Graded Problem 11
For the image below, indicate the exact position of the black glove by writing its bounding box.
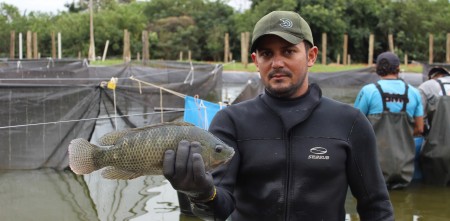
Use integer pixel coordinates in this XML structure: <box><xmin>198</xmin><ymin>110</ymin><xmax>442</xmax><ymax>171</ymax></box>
<box><xmin>163</xmin><ymin>140</ymin><xmax>216</xmax><ymax>202</ymax></box>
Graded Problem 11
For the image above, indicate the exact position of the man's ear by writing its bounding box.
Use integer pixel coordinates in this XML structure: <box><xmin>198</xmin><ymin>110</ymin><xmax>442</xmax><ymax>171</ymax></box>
<box><xmin>251</xmin><ymin>52</ymin><xmax>258</xmax><ymax>70</ymax></box>
<box><xmin>307</xmin><ymin>46</ymin><xmax>318</xmax><ymax>67</ymax></box>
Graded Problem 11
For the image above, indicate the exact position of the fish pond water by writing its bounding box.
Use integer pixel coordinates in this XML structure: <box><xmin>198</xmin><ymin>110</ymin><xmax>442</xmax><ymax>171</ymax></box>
<box><xmin>0</xmin><ymin>169</ymin><xmax>450</xmax><ymax>221</ymax></box>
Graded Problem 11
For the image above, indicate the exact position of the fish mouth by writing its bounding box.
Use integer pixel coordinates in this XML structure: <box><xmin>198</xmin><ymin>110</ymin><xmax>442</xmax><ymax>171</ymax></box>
<box><xmin>223</xmin><ymin>150</ymin><xmax>235</xmax><ymax>164</ymax></box>
<box><xmin>209</xmin><ymin>150</ymin><xmax>235</xmax><ymax>169</ymax></box>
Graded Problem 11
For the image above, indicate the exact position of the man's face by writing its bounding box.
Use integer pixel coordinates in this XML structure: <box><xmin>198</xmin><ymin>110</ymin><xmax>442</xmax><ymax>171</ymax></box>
<box><xmin>251</xmin><ymin>35</ymin><xmax>318</xmax><ymax>98</ymax></box>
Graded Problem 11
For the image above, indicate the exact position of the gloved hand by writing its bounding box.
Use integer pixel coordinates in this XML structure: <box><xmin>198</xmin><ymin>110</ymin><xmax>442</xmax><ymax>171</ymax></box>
<box><xmin>163</xmin><ymin>140</ymin><xmax>216</xmax><ymax>202</ymax></box>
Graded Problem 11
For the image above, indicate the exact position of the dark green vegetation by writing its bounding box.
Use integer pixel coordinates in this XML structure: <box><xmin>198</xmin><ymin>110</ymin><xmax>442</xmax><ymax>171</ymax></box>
<box><xmin>0</xmin><ymin>0</ymin><xmax>449</xmax><ymax>64</ymax></box>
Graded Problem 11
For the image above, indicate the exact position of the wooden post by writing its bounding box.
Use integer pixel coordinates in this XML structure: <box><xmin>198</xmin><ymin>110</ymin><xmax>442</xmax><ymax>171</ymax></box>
<box><xmin>188</xmin><ymin>50</ymin><xmax>192</xmax><ymax>61</ymax></box>
<box><xmin>123</xmin><ymin>29</ymin><xmax>130</xmax><ymax>62</ymax></box>
<box><xmin>337</xmin><ymin>54</ymin><xmax>340</xmax><ymax>65</ymax></box>
<box><xmin>10</xmin><ymin>31</ymin><xmax>15</xmax><ymax>59</ymax></box>
<box><xmin>19</xmin><ymin>32</ymin><xmax>23</xmax><ymax>59</ymax></box>
<box><xmin>446</xmin><ymin>33</ymin><xmax>450</xmax><ymax>63</ymax></box>
<box><xmin>142</xmin><ymin>30</ymin><xmax>149</xmax><ymax>64</ymax></box>
<box><xmin>347</xmin><ymin>54</ymin><xmax>351</xmax><ymax>65</ymax></box>
<box><xmin>127</xmin><ymin>30</ymin><xmax>131</xmax><ymax>61</ymax></box>
<box><xmin>388</xmin><ymin>34</ymin><xmax>394</xmax><ymax>52</ymax></box>
<box><xmin>57</xmin><ymin>32</ymin><xmax>62</xmax><ymax>59</ymax></box>
<box><xmin>240</xmin><ymin>32</ymin><xmax>245</xmax><ymax>67</ymax></box>
<box><xmin>343</xmin><ymin>34</ymin><xmax>348</xmax><ymax>65</ymax></box>
<box><xmin>102</xmin><ymin>40</ymin><xmax>109</xmax><ymax>61</ymax></box>
<box><xmin>51</xmin><ymin>31</ymin><xmax>56</xmax><ymax>59</ymax></box>
<box><xmin>404</xmin><ymin>54</ymin><xmax>408</xmax><ymax>66</ymax></box>
<box><xmin>224</xmin><ymin>33</ymin><xmax>230</xmax><ymax>63</ymax></box>
<box><xmin>136</xmin><ymin>52</ymin><xmax>140</xmax><ymax>61</ymax></box>
<box><xmin>428</xmin><ymin>34</ymin><xmax>433</xmax><ymax>64</ymax></box>
<box><xmin>26</xmin><ymin>31</ymin><xmax>32</xmax><ymax>59</ymax></box>
<box><xmin>33</xmin><ymin>32</ymin><xmax>38</xmax><ymax>59</ymax></box>
<box><xmin>321</xmin><ymin>33</ymin><xmax>327</xmax><ymax>65</ymax></box>
<box><xmin>368</xmin><ymin>33</ymin><xmax>374</xmax><ymax>66</ymax></box>
<box><xmin>241</xmin><ymin>32</ymin><xmax>250</xmax><ymax>68</ymax></box>
<box><xmin>88</xmin><ymin>0</ymin><xmax>96</xmax><ymax>61</ymax></box>
<box><xmin>179</xmin><ymin>51</ymin><xmax>183</xmax><ymax>61</ymax></box>
<box><xmin>245</xmin><ymin>32</ymin><xmax>249</xmax><ymax>67</ymax></box>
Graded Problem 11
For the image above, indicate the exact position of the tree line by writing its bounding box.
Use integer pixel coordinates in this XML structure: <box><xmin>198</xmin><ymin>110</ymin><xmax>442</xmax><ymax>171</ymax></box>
<box><xmin>0</xmin><ymin>0</ymin><xmax>449</xmax><ymax>64</ymax></box>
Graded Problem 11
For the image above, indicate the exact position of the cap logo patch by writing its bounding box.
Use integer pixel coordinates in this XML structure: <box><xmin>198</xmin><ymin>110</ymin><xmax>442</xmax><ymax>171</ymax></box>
<box><xmin>279</xmin><ymin>18</ymin><xmax>293</xmax><ymax>28</ymax></box>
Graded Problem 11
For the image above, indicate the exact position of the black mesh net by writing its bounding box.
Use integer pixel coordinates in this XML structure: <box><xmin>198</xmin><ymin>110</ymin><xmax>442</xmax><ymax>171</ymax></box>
<box><xmin>0</xmin><ymin>59</ymin><xmax>222</xmax><ymax>170</ymax></box>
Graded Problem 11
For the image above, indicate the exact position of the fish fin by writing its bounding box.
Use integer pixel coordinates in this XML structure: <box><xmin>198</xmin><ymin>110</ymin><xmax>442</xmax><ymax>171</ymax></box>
<box><xmin>165</xmin><ymin>121</ymin><xmax>195</xmax><ymax>126</ymax></box>
<box><xmin>128</xmin><ymin>121</ymin><xmax>195</xmax><ymax>132</ymax></box>
<box><xmin>97</xmin><ymin>130</ymin><xmax>130</xmax><ymax>146</ymax></box>
<box><xmin>68</xmin><ymin>138</ymin><xmax>101</xmax><ymax>175</ymax></box>
<box><xmin>97</xmin><ymin>121</ymin><xmax>196</xmax><ymax>145</ymax></box>
<box><xmin>101</xmin><ymin>167</ymin><xmax>143</xmax><ymax>180</ymax></box>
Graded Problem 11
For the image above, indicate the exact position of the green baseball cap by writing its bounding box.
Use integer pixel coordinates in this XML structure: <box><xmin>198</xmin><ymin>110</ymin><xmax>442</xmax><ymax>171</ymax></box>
<box><xmin>251</xmin><ymin>11</ymin><xmax>314</xmax><ymax>52</ymax></box>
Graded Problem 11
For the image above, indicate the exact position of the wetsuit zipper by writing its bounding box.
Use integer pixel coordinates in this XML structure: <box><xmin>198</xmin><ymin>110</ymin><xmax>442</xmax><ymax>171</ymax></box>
<box><xmin>284</xmin><ymin>130</ymin><xmax>291</xmax><ymax>221</ymax></box>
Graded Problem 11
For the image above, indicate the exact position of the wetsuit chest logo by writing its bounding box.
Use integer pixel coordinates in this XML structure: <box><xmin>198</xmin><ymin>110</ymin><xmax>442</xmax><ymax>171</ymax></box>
<box><xmin>308</xmin><ymin>147</ymin><xmax>330</xmax><ymax>160</ymax></box>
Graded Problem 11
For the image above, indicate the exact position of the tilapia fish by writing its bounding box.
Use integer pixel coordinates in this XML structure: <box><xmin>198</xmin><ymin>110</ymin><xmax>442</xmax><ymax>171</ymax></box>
<box><xmin>68</xmin><ymin>121</ymin><xmax>234</xmax><ymax>180</ymax></box>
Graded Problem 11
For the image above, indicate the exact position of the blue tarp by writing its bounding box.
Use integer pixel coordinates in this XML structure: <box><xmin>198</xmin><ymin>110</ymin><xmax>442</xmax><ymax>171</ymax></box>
<box><xmin>183</xmin><ymin>96</ymin><xmax>225</xmax><ymax>130</ymax></box>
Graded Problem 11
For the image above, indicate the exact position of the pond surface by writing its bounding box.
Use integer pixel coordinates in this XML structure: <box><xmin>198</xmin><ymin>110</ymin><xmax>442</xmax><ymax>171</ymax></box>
<box><xmin>0</xmin><ymin>169</ymin><xmax>449</xmax><ymax>221</ymax></box>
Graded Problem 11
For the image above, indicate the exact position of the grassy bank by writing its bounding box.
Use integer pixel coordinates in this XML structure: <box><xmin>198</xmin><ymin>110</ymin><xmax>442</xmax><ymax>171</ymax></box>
<box><xmin>91</xmin><ymin>59</ymin><xmax>423</xmax><ymax>73</ymax></box>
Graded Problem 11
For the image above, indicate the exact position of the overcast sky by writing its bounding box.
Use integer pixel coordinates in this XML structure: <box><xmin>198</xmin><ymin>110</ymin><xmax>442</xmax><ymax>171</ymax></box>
<box><xmin>0</xmin><ymin>0</ymin><xmax>251</xmax><ymax>14</ymax></box>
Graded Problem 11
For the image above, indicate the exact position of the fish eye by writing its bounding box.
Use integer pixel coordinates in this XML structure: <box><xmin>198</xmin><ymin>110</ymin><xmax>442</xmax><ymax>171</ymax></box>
<box><xmin>215</xmin><ymin>145</ymin><xmax>223</xmax><ymax>153</ymax></box>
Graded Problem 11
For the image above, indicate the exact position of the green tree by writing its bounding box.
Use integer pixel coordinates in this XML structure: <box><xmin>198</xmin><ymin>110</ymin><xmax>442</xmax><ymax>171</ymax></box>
<box><xmin>340</xmin><ymin>0</ymin><xmax>382</xmax><ymax>62</ymax></box>
<box><xmin>300</xmin><ymin>3</ymin><xmax>346</xmax><ymax>63</ymax></box>
<box><xmin>192</xmin><ymin>1</ymin><xmax>235</xmax><ymax>61</ymax></box>
<box><xmin>0</xmin><ymin>3</ymin><xmax>24</xmax><ymax>57</ymax></box>
<box><xmin>94</xmin><ymin>2</ymin><xmax>147</xmax><ymax>58</ymax></box>
<box><xmin>53</xmin><ymin>12</ymin><xmax>91</xmax><ymax>58</ymax></box>
<box><xmin>149</xmin><ymin>16</ymin><xmax>199</xmax><ymax>59</ymax></box>
<box><xmin>143</xmin><ymin>0</ymin><xmax>235</xmax><ymax>61</ymax></box>
<box><xmin>392</xmin><ymin>0</ymin><xmax>450</xmax><ymax>62</ymax></box>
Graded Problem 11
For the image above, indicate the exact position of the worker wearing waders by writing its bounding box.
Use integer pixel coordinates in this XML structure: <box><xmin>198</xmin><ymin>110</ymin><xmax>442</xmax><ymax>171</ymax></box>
<box><xmin>354</xmin><ymin>52</ymin><xmax>424</xmax><ymax>190</ymax></box>
<box><xmin>419</xmin><ymin>66</ymin><xmax>450</xmax><ymax>186</ymax></box>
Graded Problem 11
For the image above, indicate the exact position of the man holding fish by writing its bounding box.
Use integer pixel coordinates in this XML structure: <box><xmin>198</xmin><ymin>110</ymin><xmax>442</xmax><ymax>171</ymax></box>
<box><xmin>163</xmin><ymin>11</ymin><xmax>394</xmax><ymax>221</ymax></box>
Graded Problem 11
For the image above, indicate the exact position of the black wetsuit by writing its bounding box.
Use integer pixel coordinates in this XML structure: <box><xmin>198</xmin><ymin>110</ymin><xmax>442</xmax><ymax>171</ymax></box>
<box><xmin>192</xmin><ymin>84</ymin><xmax>394</xmax><ymax>221</ymax></box>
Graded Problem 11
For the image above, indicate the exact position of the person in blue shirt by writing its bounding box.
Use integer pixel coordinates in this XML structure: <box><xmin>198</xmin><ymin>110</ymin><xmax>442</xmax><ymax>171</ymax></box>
<box><xmin>354</xmin><ymin>51</ymin><xmax>424</xmax><ymax>189</ymax></box>
<box><xmin>354</xmin><ymin>52</ymin><xmax>424</xmax><ymax>135</ymax></box>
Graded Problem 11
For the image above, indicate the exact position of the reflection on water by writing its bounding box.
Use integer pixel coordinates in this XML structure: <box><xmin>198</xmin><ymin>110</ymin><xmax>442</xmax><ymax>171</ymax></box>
<box><xmin>390</xmin><ymin>182</ymin><xmax>450</xmax><ymax>220</ymax></box>
<box><xmin>0</xmin><ymin>169</ymin><xmax>98</xmax><ymax>221</ymax></box>
<box><xmin>83</xmin><ymin>170</ymin><xmax>168</xmax><ymax>221</ymax></box>
<box><xmin>1</xmin><ymin>169</ymin><xmax>450</xmax><ymax>221</ymax></box>
<box><xmin>345</xmin><ymin>182</ymin><xmax>450</xmax><ymax>220</ymax></box>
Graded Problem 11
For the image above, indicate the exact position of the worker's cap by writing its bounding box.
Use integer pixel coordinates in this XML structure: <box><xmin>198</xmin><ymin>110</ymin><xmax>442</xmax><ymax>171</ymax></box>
<box><xmin>375</xmin><ymin>52</ymin><xmax>400</xmax><ymax>76</ymax></box>
<box><xmin>428</xmin><ymin>66</ymin><xmax>450</xmax><ymax>79</ymax></box>
<box><xmin>250</xmin><ymin>11</ymin><xmax>314</xmax><ymax>52</ymax></box>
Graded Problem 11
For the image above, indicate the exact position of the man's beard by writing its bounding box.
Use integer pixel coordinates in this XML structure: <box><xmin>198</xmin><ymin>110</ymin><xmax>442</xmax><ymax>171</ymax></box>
<box><xmin>265</xmin><ymin>69</ymin><xmax>305</xmax><ymax>98</ymax></box>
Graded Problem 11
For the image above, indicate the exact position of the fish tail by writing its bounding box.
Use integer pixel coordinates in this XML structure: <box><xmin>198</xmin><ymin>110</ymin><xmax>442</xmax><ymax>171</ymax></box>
<box><xmin>68</xmin><ymin>138</ymin><xmax>99</xmax><ymax>175</ymax></box>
